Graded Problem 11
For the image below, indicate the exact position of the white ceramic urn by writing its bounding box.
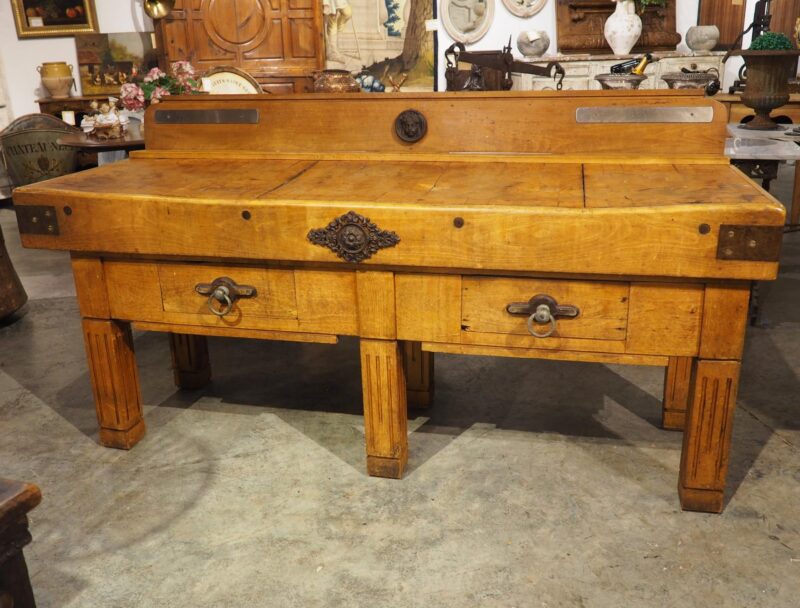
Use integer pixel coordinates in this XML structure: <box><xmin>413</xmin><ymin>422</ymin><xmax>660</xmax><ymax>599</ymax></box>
<box><xmin>604</xmin><ymin>0</ymin><xmax>642</xmax><ymax>56</ymax></box>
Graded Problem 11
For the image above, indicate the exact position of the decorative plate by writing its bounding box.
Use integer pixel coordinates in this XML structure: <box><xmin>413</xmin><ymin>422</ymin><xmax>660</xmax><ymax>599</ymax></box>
<box><xmin>201</xmin><ymin>67</ymin><xmax>262</xmax><ymax>95</ymax></box>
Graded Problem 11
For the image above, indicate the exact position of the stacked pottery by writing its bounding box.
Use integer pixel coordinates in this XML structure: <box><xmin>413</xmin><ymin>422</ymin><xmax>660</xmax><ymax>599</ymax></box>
<box><xmin>604</xmin><ymin>0</ymin><xmax>642</xmax><ymax>56</ymax></box>
<box><xmin>37</xmin><ymin>62</ymin><xmax>74</xmax><ymax>99</ymax></box>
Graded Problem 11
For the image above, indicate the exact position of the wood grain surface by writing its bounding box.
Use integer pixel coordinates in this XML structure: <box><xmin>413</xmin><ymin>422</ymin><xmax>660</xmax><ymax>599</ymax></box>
<box><xmin>140</xmin><ymin>91</ymin><xmax>729</xmax><ymax>157</ymax></box>
<box><xmin>12</xmin><ymin>92</ymin><xmax>779</xmax><ymax>513</ymax></box>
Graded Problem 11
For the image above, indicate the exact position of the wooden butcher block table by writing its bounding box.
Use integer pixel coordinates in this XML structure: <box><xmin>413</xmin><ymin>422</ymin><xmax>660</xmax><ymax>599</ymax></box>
<box><xmin>13</xmin><ymin>91</ymin><xmax>785</xmax><ymax>513</ymax></box>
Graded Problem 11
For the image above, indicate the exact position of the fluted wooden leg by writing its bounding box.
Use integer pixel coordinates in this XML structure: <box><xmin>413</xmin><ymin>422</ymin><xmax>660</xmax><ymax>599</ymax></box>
<box><xmin>662</xmin><ymin>356</ymin><xmax>692</xmax><ymax>431</ymax></box>
<box><xmin>678</xmin><ymin>360</ymin><xmax>741</xmax><ymax>513</ymax></box>
<box><xmin>360</xmin><ymin>339</ymin><xmax>408</xmax><ymax>479</ymax></box>
<box><xmin>169</xmin><ymin>333</ymin><xmax>211</xmax><ymax>389</ymax></box>
<box><xmin>791</xmin><ymin>159</ymin><xmax>800</xmax><ymax>225</ymax></box>
<box><xmin>402</xmin><ymin>341</ymin><xmax>433</xmax><ymax>408</ymax></box>
<box><xmin>82</xmin><ymin>318</ymin><xmax>145</xmax><ymax>449</ymax></box>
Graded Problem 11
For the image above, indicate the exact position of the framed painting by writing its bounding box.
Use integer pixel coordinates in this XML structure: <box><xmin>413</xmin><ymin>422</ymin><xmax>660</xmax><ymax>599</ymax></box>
<box><xmin>76</xmin><ymin>33</ymin><xmax>160</xmax><ymax>95</ymax></box>
<box><xmin>324</xmin><ymin>0</ymin><xmax>437</xmax><ymax>91</ymax></box>
<box><xmin>11</xmin><ymin>0</ymin><xmax>99</xmax><ymax>38</ymax></box>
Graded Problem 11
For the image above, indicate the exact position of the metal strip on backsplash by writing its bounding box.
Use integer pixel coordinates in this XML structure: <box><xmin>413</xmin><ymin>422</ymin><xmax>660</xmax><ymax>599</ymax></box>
<box><xmin>154</xmin><ymin>109</ymin><xmax>260</xmax><ymax>124</ymax></box>
<box><xmin>576</xmin><ymin>106</ymin><xmax>714</xmax><ymax>123</ymax></box>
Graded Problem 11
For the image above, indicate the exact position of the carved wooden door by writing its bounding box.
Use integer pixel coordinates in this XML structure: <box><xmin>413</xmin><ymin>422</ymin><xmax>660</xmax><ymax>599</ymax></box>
<box><xmin>770</xmin><ymin>0</ymin><xmax>800</xmax><ymax>42</ymax></box>
<box><xmin>155</xmin><ymin>0</ymin><xmax>324</xmax><ymax>93</ymax></box>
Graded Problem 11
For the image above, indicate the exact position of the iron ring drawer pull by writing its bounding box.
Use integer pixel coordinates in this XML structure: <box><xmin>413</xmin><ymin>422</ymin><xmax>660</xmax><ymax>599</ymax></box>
<box><xmin>506</xmin><ymin>294</ymin><xmax>579</xmax><ymax>339</ymax></box>
<box><xmin>195</xmin><ymin>277</ymin><xmax>257</xmax><ymax>317</ymax></box>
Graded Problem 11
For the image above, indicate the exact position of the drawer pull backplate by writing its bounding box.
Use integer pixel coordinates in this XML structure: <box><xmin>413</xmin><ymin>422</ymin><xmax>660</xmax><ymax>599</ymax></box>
<box><xmin>506</xmin><ymin>294</ymin><xmax>580</xmax><ymax>338</ymax></box>
<box><xmin>195</xmin><ymin>277</ymin><xmax>257</xmax><ymax>317</ymax></box>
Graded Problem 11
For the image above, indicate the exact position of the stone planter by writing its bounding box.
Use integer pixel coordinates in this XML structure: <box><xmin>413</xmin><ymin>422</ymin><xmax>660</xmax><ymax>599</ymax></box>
<box><xmin>595</xmin><ymin>73</ymin><xmax>646</xmax><ymax>89</ymax></box>
<box><xmin>0</xmin><ymin>225</ymin><xmax>27</xmax><ymax>320</ymax></box>
<box><xmin>661</xmin><ymin>70</ymin><xmax>718</xmax><ymax>90</ymax></box>
<box><xmin>729</xmin><ymin>50</ymin><xmax>800</xmax><ymax>130</ymax></box>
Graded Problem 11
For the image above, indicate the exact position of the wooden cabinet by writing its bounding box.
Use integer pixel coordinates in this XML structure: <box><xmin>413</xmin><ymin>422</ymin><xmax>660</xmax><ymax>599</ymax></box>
<box><xmin>513</xmin><ymin>51</ymin><xmax>725</xmax><ymax>91</ymax></box>
<box><xmin>36</xmin><ymin>95</ymin><xmax>107</xmax><ymax>122</ymax></box>
<box><xmin>154</xmin><ymin>0</ymin><xmax>324</xmax><ymax>93</ymax></box>
<box><xmin>698</xmin><ymin>0</ymin><xmax>746</xmax><ymax>50</ymax></box>
<box><xmin>698</xmin><ymin>0</ymin><xmax>800</xmax><ymax>50</ymax></box>
<box><xmin>556</xmin><ymin>0</ymin><xmax>680</xmax><ymax>54</ymax></box>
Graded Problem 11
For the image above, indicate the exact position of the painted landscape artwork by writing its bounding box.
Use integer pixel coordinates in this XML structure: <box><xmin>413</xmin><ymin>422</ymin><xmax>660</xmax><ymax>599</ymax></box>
<box><xmin>76</xmin><ymin>33</ymin><xmax>160</xmax><ymax>96</ymax></box>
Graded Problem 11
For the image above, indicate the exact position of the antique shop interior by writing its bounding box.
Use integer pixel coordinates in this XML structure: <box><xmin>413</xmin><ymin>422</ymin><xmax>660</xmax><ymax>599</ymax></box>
<box><xmin>1</xmin><ymin>0</ymin><xmax>800</xmax><ymax>605</ymax></box>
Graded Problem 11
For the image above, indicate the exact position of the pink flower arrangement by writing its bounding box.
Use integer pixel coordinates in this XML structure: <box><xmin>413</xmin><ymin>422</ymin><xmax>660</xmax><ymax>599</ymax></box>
<box><xmin>119</xmin><ymin>83</ymin><xmax>145</xmax><ymax>111</ymax></box>
<box><xmin>171</xmin><ymin>61</ymin><xmax>195</xmax><ymax>79</ymax></box>
<box><xmin>150</xmin><ymin>86</ymin><xmax>170</xmax><ymax>103</ymax></box>
<box><xmin>143</xmin><ymin>67</ymin><xmax>166</xmax><ymax>83</ymax></box>
<box><xmin>119</xmin><ymin>62</ymin><xmax>200</xmax><ymax>111</ymax></box>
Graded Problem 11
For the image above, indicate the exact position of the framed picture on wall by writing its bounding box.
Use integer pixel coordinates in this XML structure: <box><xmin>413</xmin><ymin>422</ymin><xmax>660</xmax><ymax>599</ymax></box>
<box><xmin>75</xmin><ymin>33</ymin><xmax>160</xmax><ymax>95</ymax></box>
<box><xmin>324</xmin><ymin>0</ymin><xmax>437</xmax><ymax>91</ymax></box>
<box><xmin>11</xmin><ymin>0</ymin><xmax>99</xmax><ymax>39</ymax></box>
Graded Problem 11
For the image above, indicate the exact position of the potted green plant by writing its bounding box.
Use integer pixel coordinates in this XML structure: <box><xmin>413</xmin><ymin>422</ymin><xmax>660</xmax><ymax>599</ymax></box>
<box><xmin>726</xmin><ymin>32</ymin><xmax>800</xmax><ymax>130</ymax></box>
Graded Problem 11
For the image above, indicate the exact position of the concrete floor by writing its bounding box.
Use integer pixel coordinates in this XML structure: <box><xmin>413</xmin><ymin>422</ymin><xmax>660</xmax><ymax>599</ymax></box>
<box><xmin>1</xmin><ymin>167</ymin><xmax>799</xmax><ymax>608</ymax></box>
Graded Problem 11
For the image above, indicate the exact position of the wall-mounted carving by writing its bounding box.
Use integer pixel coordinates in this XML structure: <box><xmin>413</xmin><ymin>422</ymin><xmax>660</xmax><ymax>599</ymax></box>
<box><xmin>441</xmin><ymin>0</ymin><xmax>495</xmax><ymax>44</ymax></box>
<box><xmin>502</xmin><ymin>0</ymin><xmax>547</xmax><ymax>18</ymax></box>
<box><xmin>556</xmin><ymin>0</ymin><xmax>680</xmax><ymax>54</ymax></box>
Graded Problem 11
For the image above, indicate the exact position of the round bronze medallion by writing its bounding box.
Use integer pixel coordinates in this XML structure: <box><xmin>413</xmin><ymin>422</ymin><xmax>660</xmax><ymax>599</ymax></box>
<box><xmin>395</xmin><ymin>109</ymin><xmax>427</xmax><ymax>143</ymax></box>
<box><xmin>338</xmin><ymin>223</ymin><xmax>368</xmax><ymax>255</ymax></box>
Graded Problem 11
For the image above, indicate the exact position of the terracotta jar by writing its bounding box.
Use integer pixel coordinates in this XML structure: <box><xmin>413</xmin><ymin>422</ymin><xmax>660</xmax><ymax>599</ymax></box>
<box><xmin>312</xmin><ymin>70</ymin><xmax>360</xmax><ymax>93</ymax></box>
<box><xmin>38</xmin><ymin>62</ymin><xmax>75</xmax><ymax>99</ymax></box>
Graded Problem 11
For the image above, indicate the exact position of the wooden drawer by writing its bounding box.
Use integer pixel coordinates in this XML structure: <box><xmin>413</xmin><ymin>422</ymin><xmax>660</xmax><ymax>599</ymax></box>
<box><xmin>461</xmin><ymin>276</ymin><xmax>628</xmax><ymax>350</ymax></box>
<box><xmin>105</xmin><ymin>261</ymin><xmax>358</xmax><ymax>336</ymax></box>
<box><xmin>159</xmin><ymin>264</ymin><xmax>297</xmax><ymax>319</ymax></box>
<box><xmin>397</xmin><ymin>274</ymin><xmax>704</xmax><ymax>358</ymax></box>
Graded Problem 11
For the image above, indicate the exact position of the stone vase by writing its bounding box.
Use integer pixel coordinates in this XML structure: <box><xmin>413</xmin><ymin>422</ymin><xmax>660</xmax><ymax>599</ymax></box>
<box><xmin>37</xmin><ymin>62</ymin><xmax>74</xmax><ymax>99</ymax></box>
<box><xmin>604</xmin><ymin>0</ymin><xmax>642</xmax><ymax>56</ymax></box>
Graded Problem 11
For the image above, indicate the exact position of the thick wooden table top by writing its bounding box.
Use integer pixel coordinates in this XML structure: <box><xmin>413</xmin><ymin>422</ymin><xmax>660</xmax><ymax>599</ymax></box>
<box><xmin>14</xmin><ymin>155</ymin><xmax>784</xmax><ymax>281</ymax></box>
<box><xmin>10</xmin><ymin>92</ymin><xmax>786</xmax><ymax>279</ymax></box>
<box><xmin>18</xmin><ymin>156</ymin><xmax>773</xmax><ymax>209</ymax></box>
